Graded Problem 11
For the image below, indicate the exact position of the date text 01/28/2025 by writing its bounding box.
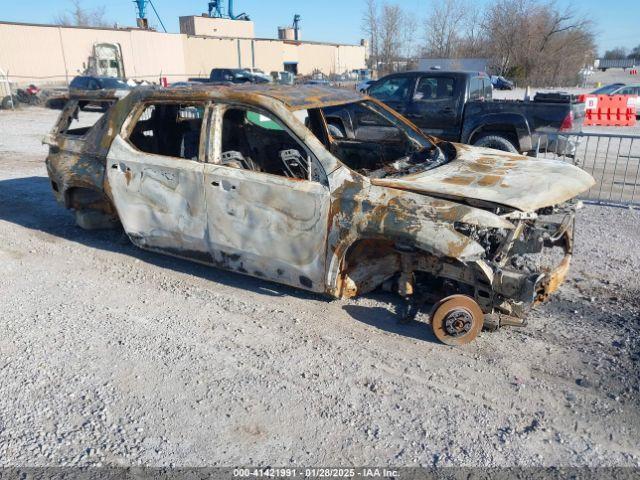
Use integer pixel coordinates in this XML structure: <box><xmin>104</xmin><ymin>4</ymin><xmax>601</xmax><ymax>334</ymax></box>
<box><xmin>233</xmin><ymin>468</ymin><xmax>399</xmax><ymax>478</ymax></box>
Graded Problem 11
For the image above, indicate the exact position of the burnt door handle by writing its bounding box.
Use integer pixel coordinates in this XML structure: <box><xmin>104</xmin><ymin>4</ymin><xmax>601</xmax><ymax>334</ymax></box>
<box><xmin>111</xmin><ymin>163</ymin><xmax>131</xmax><ymax>172</ymax></box>
<box><xmin>211</xmin><ymin>180</ymin><xmax>237</xmax><ymax>191</ymax></box>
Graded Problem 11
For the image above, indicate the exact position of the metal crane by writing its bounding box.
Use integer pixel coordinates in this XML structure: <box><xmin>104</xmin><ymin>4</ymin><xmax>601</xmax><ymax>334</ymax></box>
<box><xmin>133</xmin><ymin>0</ymin><xmax>167</xmax><ymax>32</ymax></box>
<box><xmin>292</xmin><ymin>14</ymin><xmax>301</xmax><ymax>41</ymax></box>
<box><xmin>208</xmin><ymin>0</ymin><xmax>250</xmax><ymax>20</ymax></box>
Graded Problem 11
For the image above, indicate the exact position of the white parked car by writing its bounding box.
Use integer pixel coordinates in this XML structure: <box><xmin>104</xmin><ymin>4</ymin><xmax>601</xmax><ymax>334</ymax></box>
<box><xmin>608</xmin><ymin>84</ymin><xmax>640</xmax><ymax>116</ymax></box>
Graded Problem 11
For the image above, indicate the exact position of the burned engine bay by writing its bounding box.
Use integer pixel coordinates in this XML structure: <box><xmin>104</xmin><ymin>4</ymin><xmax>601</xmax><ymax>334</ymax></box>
<box><xmin>339</xmin><ymin>199</ymin><xmax>578</xmax><ymax>330</ymax></box>
<box><xmin>454</xmin><ymin>201</ymin><xmax>576</xmax><ymax>318</ymax></box>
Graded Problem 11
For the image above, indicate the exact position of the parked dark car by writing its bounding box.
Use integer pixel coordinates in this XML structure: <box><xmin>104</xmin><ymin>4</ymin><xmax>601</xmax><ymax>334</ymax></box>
<box><xmin>491</xmin><ymin>75</ymin><xmax>514</xmax><ymax>90</ymax></box>
<box><xmin>68</xmin><ymin>76</ymin><xmax>130</xmax><ymax>111</ymax></box>
<box><xmin>591</xmin><ymin>83</ymin><xmax>626</xmax><ymax>95</ymax></box>
<box><xmin>209</xmin><ymin>68</ymin><xmax>269</xmax><ymax>84</ymax></box>
<box><xmin>69</xmin><ymin>76</ymin><xmax>130</xmax><ymax>92</ymax></box>
<box><xmin>367</xmin><ymin>71</ymin><xmax>583</xmax><ymax>154</ymax></box>
<box><xmin>304</xmin><ymin>79</ymin><xmax>331</xmax><ymax>86</ymax></box>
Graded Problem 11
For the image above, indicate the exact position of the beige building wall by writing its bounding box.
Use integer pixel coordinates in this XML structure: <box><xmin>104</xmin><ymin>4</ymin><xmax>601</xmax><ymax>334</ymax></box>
<box><xmin>180</xmin><ymin>16</ymin><xmax>255</xmax><ymax>39</ymax></box>
<box><xmin>182</xmin><ymin>36</ymin><xmax>239</xmax><ymax>77</ymax></box>
<box><xmin>252</xmin><ymin>40</ymin><xmax>287</xmax><ymax>74</ymax></box>
<box><xmin>0</xmin><ymin>21</ymin><xmax>366</xmax><ymax>86</ymax></box>
<box><xmin>0</xmin><ymin>22</ymin><xmax>188</xmax><ymax>84</ymax></box>
<box><xmin>0</xmin><ymin>22</ymin><xmax>69</xmax><ymax>83</ymax></box>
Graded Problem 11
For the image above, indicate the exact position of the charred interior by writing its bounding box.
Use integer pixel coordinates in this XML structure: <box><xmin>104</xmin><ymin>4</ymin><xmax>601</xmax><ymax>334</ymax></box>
<box><xmin>317</xmin><ymin>100</ymin><xmax>449</xmax><ymax>178</ymax></box>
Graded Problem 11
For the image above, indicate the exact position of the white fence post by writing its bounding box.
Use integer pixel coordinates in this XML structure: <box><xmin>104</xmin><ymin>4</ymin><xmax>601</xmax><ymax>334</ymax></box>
<box><xmin>0</xmin><ymin>67</ymin><xmax>15</xmax><ymax>110</ymax></box>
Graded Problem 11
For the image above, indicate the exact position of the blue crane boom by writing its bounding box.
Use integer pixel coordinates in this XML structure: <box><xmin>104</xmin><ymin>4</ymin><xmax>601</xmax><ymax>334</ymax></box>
<box><xmin>208</xmin><ymin>0</ymin><xmax>250</xmax><ymax>20</ymax></box>
<box><xmin>133</xmin><ymin>0</ymin><xmax>166</xmax><ymax>32</ymax></box>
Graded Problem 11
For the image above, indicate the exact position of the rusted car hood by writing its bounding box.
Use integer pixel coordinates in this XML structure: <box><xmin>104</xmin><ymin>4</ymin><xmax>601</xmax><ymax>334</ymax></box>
<box><xmin>371</xmin><ymin>145</ymin><xmax>596</xmax><ymax>212</ymax></box>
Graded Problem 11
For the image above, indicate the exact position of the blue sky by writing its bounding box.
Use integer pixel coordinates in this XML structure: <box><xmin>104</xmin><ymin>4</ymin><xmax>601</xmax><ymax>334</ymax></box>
<box><xmin>1</xmin><ymin>0</ymin><xmax>638</xmax><ymax>55</ymax></box>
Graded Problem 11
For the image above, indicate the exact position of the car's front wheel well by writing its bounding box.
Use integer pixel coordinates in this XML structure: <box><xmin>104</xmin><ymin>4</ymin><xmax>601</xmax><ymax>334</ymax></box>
<box><xmin>338</xmin><ymin>238</ymin><xmax>399</xmax><ymax>298</ymax></box>
<box><xmin>337</xmin><ymin>238</ymin><xmax>493</xmax><ymax>310</ymax></box>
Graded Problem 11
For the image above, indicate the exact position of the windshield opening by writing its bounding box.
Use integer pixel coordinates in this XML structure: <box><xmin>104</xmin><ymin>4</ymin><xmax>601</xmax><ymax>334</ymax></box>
<box><xmin>314</xmin><ymin>100</ymin><xmax>447</xmax><ymax>178</ymax></box>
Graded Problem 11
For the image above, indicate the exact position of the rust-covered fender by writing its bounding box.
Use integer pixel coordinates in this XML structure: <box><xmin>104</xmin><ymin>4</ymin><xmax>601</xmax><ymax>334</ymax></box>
<box><xmin>324</xmin><ymin>166</ymin><xmax>514</xmax><ymax>297</ymax></box>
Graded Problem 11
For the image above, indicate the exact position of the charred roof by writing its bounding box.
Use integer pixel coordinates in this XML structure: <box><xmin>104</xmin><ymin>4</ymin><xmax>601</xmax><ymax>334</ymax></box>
<box><xmin>69</xmin><ymin>84</ymin><xmax>364</xmax><ymax>111</ymax></box>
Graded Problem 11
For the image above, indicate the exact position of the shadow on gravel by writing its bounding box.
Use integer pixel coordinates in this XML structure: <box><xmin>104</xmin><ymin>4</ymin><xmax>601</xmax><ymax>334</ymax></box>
<box><xmin>0</xmin><ymin>176</ymin><xmax>320</xmax><ymax>301</ymax></box>
<box><xmin>0</xmin><ymin>175</ymin><xmax>444</xmax><ymax>341</ymax></box>
<box><xmin>342</xmin><ymin>304</ymin><xmax>439</xmax><ymax>344</ymax></box>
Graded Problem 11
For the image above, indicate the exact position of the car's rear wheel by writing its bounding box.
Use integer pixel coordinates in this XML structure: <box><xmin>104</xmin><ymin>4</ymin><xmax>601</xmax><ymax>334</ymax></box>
<box><xmin>473</xmin><ymin>134</ymin><xmax>518</xmax><ymax>153</ymax></box>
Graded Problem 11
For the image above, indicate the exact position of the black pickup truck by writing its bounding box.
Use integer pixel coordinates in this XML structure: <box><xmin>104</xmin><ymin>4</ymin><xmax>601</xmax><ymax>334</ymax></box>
<box><xmin>367</xmin><ymin>71</ymin><xmax>583</xmax><ymax>154</ymax></box>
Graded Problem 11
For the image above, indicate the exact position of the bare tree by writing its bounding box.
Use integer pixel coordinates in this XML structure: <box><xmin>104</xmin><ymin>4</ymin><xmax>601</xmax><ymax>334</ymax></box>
<box><xmin>378</xmin><ymin>4</ymin><xmax>404</xmax><ymax>74</ymax></box>
<box><xmin>422</xmin><ymin>0</ymin><xmax>468</xmax><ymax>58</ymax></box>
<box><xmin>54</xmin><ymin>0</ymin><xmax>110</xmax><ymax>28</ymax></box>
<box><xmin>482</xmin><ymin>0</ymin><xmax>595</xmax><ymax>85</ymax></box>
<box><xmin>361</xmin><ymin>0</ymin><xmax>380</xmax><ymax>70</ymax></box>
<box><xmin>401</xmin><ymin>9</ymin><xmax>418</xmax><ymax>62</ymax></box>
<box><xmin>363</xmin><ymin>0</ymin><xmax>593</xmax><ymax>84</ymax></box>
<box><xmin>604</xmin><ymin>47</ymin><xmax>628</xmax><ymax>59</ymax></box>
<box><xmin>457</xmin><ymin>8</ymin><xmax>486</xmax><ymax>58</ymax></box>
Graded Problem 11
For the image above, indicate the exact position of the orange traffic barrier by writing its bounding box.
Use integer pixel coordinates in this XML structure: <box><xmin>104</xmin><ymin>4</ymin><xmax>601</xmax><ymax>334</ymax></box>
<box><xmin>631</xmin><ymin>68</ymin><xmax>638</xmax><ymax>75</ymax></box>
<box><xmin>583</xmin><ymin>94</ymin><xmax>637</xmax><ymax>126</ymax></box>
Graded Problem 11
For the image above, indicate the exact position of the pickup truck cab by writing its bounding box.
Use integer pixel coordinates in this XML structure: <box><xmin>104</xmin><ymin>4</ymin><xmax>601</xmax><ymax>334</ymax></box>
<box><xmin>44</xmin><ymin>85</ymin><xmax>594</xmax><ymax>345</ymax></box>
<box><xmin>368</xmin><ymin>71</ymin><xmax>583</xmax><ymax>155</ymax></box>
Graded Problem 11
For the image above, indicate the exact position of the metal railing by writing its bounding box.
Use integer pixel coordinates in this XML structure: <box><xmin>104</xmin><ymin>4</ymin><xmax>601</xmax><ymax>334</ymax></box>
<box><xmin>536</xmin><ymin>132</ymin><xmax>640</xmax><ymax>206</ymax></box>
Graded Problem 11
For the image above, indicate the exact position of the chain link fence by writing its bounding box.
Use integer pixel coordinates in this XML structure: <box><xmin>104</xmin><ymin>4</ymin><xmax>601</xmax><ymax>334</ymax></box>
<box><xmin>536</xmin><ymin>132</ymin><xmax>640</xmax><ymax>206</ymax></box>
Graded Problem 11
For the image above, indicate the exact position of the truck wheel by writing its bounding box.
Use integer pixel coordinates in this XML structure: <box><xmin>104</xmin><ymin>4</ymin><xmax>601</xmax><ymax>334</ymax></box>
<box><xmin>473</xmin><ymin>134</ymin><xmax>518</xmax><ymax>153</ymax></box>
<box><xmin>430</xmin><ymin>295</ymin><xmax>484</xmax><ymax>346</ymax></box>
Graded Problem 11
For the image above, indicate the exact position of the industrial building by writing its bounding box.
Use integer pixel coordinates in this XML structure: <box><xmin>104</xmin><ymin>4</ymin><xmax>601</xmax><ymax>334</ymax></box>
<box><xmin>0</xmin><ymin>1</ymin><xmax>366</xmax><ymax>86</ymax></box>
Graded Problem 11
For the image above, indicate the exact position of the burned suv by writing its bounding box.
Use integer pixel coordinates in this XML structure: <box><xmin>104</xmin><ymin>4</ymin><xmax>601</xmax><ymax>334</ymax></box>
<box><xmin>44</xmin><ymin>85</ymin><xmax>594</xmax><ymax>345</ymax></box>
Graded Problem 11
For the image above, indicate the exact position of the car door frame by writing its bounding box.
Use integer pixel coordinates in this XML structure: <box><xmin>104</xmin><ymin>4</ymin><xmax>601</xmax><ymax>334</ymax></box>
<box><xmin>106</xmin><ymin>98</ymin><xmax>213</xmax><ymax>261</ymax></box>
<box><xmin>202</xmin><ymin>101</ymin><xmax>332</xmax><ymax>292</ymax></box>
<box><xmin>368</xmin><ymin>73</ymin><xmax>417</xmax><ymax>115</ymax></box>
<box><xmin>404</xmin><ymin>73</ymin><xmax>462</xmax><ymax>140</ymax></box>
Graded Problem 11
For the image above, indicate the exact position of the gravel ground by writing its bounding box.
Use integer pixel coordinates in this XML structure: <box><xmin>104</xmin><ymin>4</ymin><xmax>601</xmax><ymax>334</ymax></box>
<box><xmin>0</xmin><ymin>107</ymin><xmax>639</xmax><ymax>467</ymax></box>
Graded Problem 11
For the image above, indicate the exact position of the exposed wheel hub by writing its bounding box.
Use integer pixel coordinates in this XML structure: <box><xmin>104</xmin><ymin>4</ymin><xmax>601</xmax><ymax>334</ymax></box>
<box><xmin>430</xmin><ymin>295</ymin><xmax>484</xmax><ymax>346</ymax></box>
<box><xmin>444</xmin><ymin>308</ymin><xmax>473</xmax><ymax>336</ymax></box>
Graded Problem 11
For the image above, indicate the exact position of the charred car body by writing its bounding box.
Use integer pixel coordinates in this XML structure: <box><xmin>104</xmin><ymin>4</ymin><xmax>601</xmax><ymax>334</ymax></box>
<box><xmin>44</xmin><ymin>85</ymin><xmax>595</xmax><ymax>345</ymax></box>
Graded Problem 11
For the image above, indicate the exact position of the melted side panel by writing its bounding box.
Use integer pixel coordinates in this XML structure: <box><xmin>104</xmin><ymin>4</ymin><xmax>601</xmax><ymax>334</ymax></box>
<box><xmin>203</xmin><ymin>164</ymin><xmax>330</xmax><ymax>292</ymax></box>
<box><xmin>106</xmin><ymin>136</ymin><xmax>209</xmax><ymax>255</ymax></box>
<box><xmin>323</xmin><ymin>167</ymin><xmax>512</xmax><ymax>297</ymax></box>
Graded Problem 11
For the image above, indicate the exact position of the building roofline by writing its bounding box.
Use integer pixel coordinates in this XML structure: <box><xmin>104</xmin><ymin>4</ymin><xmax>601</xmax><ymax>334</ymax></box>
<box><xmin>0</xmin><ymin>19</ymin><xmax>146</xmax><ymax>33</ymax></box>
<box><xmin>0</xmin><ymin>19</ymin><xmax>364</xmax><ymax>47</ymax></box>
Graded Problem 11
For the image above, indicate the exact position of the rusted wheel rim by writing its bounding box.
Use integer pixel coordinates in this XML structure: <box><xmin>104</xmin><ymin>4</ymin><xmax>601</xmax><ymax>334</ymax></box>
<box><xmin>430</xmin><ymin>295</ymin><xmax>484</xmax><ymax>346</ymax></box>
